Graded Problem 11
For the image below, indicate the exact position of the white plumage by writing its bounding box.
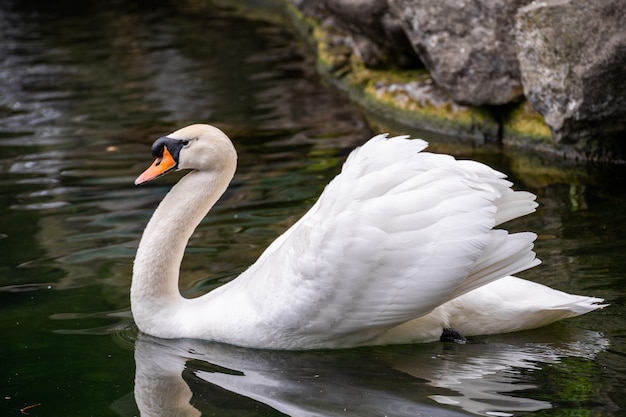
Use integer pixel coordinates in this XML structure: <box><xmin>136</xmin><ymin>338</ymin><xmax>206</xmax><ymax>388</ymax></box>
<box><xmin>131</xmin><ymin>124</ymin><xmax>605</xmax><ymax>350</ymax></box>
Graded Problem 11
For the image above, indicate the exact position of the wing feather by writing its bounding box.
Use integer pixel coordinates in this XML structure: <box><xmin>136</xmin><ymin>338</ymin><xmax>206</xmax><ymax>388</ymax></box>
<box><xmin>231</xmin><ymin>135</ymin><xmax>539</xmax><ymax>347</ymax></box>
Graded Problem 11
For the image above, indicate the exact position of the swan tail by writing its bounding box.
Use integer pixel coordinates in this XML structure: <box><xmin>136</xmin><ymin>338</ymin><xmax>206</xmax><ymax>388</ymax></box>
<box><xmin>374</xmin><ymin>278</ymin><xmax>607</xmax><ymax>345</ymax></box>
<box><xmin>549</xmin><ymin>295</ymin><xmax>608</xmax><ymax>316</ymax></box>
<box><xmin>503</xmin><ymin>276</ymin><xmax>609</xmax><ymax>318</ymax></box>
<box><xmin>443</xmin><ymin>276</ymin><xmax>608</xmax><ymax>337</ymax></box>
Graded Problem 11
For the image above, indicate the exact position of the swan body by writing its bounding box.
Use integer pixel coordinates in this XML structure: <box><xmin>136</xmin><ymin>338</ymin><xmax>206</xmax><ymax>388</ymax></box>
<box><xmin>131</xmin><ymin>124</ymin><xmax>605</xmax><ymax>349</ymax></box>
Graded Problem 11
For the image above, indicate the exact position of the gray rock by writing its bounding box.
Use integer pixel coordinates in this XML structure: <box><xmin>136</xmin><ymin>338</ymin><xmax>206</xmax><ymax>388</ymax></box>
<box><xmin>287</xmin><ymin>0</ymin><xmax>626</xmax><ymax>159</ymax></box>
<box><xmin>515</xmin><ymin>0</ymin><xmax>626</xmax><ymax>147</ymax></box>
<box><xmin>389</xmin><ymin>0</ymin><xmax>532</xmax><ymax>106</ymax></box>
<box><xmin>296</xmin><ymin>0</ymin><xmax>420</xmax><ymax>68</ymax></box>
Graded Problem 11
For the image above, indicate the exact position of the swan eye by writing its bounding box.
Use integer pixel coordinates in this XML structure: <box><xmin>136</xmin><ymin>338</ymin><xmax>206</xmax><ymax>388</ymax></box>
<box><xmin>181</xmin><ymin>140</ymin><xmax>190</xmax><ymax>147</ymax></box>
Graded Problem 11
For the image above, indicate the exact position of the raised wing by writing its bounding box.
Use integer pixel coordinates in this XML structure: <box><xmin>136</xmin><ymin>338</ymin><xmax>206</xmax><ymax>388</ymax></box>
<box><xmin>228</xmin><ymin>135</ymin><xmax>539</xmax><ymax>348</ymax></box>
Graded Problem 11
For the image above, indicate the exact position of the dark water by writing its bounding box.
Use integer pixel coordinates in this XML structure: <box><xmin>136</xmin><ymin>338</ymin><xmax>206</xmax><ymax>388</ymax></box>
<box><xmin>1</xmin><ymin>0</ymin><xmax>625</xmax><ymax>416</ymax></box>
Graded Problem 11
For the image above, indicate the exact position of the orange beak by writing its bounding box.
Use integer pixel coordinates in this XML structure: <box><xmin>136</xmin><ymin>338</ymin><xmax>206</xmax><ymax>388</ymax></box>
<box><xmin>135</xmin><ymin>145</ymin><xmax>177</xmax><ymax>185</ymax></box>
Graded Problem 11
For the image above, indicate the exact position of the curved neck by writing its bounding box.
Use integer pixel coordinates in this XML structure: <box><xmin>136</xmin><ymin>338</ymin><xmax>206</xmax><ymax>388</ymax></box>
<box><xmin>131</xmin><ymin>166</ymin><xmax>234</xmax><ymax>335</ymax></box>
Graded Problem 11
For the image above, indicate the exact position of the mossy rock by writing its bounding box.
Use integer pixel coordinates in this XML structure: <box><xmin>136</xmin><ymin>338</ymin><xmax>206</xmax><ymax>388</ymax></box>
<box><xmin>284</xmin><ymin>1</ymin><xmax>553</xmax><ymax>146</ymax></box>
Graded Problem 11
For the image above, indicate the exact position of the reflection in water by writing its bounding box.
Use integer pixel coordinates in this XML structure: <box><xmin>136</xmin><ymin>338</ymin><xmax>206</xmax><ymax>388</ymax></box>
<box><xmin>401</xmin><ymin>333</ymin><xmax>609</xmax><ymax>415</ymax></box>
<box><xmin>133</xmin><ymin>330</ymin><xmax>608</xmax><ymax>417</ymax></box>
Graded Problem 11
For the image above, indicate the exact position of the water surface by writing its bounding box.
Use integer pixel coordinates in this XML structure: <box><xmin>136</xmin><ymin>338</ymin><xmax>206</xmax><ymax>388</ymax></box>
<box><xmin>1</xmin><ymin>1</ymin><xmax>625</xmax><ymax>416</ymax></box>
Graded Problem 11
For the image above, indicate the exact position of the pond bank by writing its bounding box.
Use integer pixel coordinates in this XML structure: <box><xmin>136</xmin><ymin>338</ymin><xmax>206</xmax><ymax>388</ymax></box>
<box><xmin>280</xmin><ymin>0</ymin><xmax>626</xmax><ymax>163</ymax></box>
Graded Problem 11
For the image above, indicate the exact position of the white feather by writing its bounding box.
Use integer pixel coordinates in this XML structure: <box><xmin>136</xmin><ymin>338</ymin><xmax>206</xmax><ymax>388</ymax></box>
<box><xmin>131</xmin><ymin>125</ymin><xmax>606</xmax><ymax>350</ymax></box>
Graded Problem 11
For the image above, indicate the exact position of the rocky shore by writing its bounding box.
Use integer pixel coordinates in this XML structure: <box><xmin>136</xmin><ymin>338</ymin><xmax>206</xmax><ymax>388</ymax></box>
<box><xmin>283</xmin><ymin>0</ymin><xmax>626</xmax><ymax>162</ymax></box>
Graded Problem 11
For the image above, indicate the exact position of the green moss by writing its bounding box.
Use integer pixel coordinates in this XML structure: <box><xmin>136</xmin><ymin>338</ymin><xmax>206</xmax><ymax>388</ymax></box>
<box><xmin>502</xmin><ymin>101</ymin><xmax>553</xmax><ymax>143</ymax></box>
<box><xmin>360</xmin><ymin>76</ymin><xmax>499</xmax><ymax>139</ymax></box>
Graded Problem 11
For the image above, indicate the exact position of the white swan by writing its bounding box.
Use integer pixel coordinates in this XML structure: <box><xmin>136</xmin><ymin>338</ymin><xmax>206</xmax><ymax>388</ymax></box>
<box><xmin>131</xmin><ymin>124</ymin><xmax>605</xmax><ymax>350</ymax></box>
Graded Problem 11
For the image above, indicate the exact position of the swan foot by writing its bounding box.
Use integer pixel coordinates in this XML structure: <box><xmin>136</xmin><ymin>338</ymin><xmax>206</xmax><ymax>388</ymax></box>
<box><xmin>440</xmin><ymin>328</ymin><xmax>467</xmax><ymax>344</ymax></box>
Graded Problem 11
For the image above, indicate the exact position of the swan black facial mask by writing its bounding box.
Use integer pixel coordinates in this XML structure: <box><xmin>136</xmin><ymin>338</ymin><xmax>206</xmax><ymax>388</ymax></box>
<box><xmin>135</xmin><ymin>137</ymin><xmax>188</xmax><ymax>185</ymax></box>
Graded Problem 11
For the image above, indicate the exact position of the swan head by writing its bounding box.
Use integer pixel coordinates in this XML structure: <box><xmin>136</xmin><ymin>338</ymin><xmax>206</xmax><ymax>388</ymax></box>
<box><xmin>135</xmin><ymin>124</ymin><xmax>237</xmax><ymax>185</ymax></box>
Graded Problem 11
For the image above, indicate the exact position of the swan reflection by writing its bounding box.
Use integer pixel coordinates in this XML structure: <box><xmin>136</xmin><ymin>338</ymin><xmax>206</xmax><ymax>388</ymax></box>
<box><xmin>133</xmin><ymin>329</ymin><xmax>608</xmax><ymax>416</ymax></box>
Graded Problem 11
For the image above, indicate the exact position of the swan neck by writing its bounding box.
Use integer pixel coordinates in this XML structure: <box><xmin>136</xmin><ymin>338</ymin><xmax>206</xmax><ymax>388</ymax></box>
<box><xmin>131</xmin><ymin>166</ymin><xmax>233</xmax><ymax>331</ymax></box>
